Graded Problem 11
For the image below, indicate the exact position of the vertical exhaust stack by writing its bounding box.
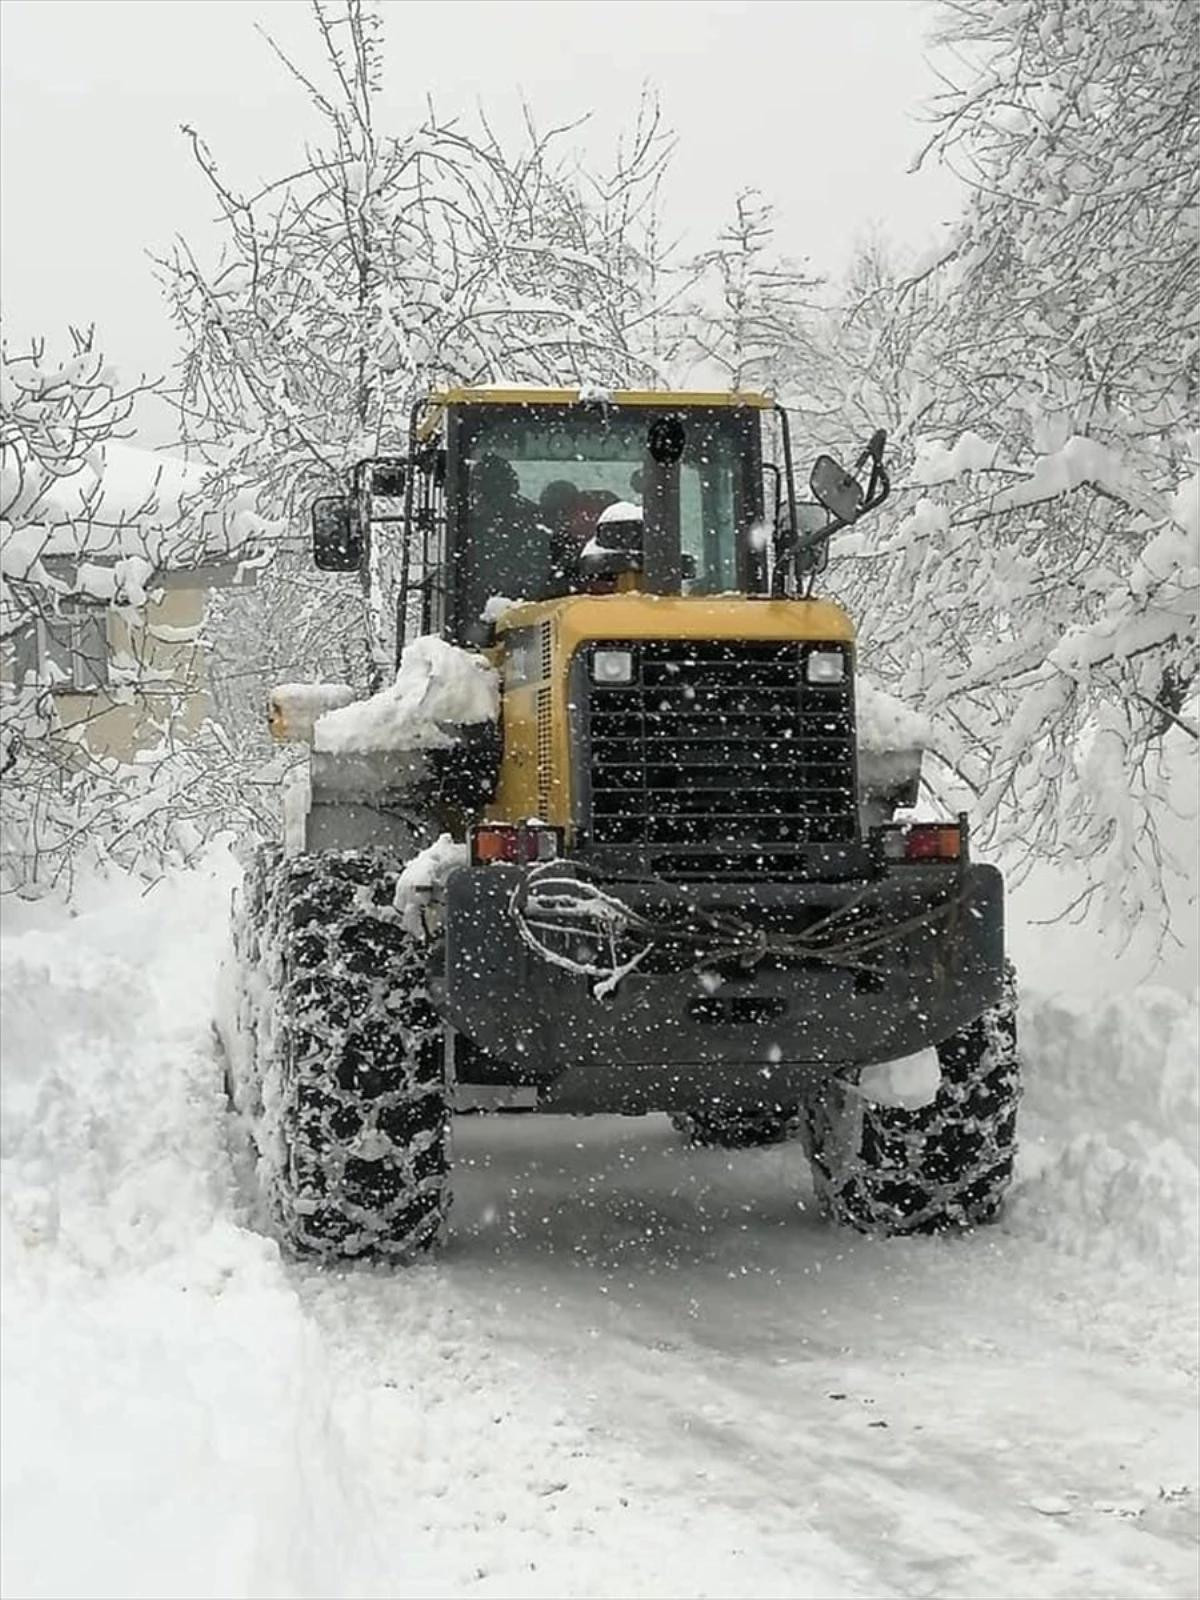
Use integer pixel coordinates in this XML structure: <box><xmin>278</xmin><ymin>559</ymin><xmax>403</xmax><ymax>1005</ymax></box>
<box><xmin>640</xmin><ymin>415</ymin><xmax>686</xmax><ymax>595</ymax></box>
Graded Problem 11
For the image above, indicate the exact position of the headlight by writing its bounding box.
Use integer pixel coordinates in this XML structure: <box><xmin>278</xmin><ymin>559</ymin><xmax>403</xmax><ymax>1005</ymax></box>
<box><xmin>805</xmin><ymin>649</ymin><xmax>845</xmax><ymax>684</ymax></box>
<box><xmin>592</xmin><ymin>648</ymin><xmax>635</xmax><ymax>685</ymax></box>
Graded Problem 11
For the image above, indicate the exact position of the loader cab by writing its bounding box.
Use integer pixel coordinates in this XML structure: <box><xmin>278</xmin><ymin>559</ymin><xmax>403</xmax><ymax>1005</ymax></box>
<box><xmin>437</xmin><ymin>390</ymin><xmax>771</xmax><ymax>642</ymax></box>
<box><xmin>313</xmin><ymin>389</ymin><xmax>777</xmax><ymax>658</ymax></box>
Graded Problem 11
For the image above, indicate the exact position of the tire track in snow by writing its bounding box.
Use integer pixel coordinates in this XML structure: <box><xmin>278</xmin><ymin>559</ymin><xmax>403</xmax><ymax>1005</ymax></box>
<box><xmin>296</xmin><ymin>1110</ymin><xmax>1198</xmax><ymax>1599</ymax></box>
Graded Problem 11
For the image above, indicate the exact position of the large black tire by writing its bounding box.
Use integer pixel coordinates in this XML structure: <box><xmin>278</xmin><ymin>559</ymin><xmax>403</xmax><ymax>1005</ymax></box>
<box><xmin>231</xmin><ymin>846</ymin><xmax>450</xmax><ymax>1262</ymax></box>
<box><xmin>670</xmin><ymin>1105</ymin><xmax>803</xmax><ymax>1149</ymax></box>
<box><xmin>802</xmin><ymin>965</ymin><xmax>1021</xmax><ymax>1235</ymax></box>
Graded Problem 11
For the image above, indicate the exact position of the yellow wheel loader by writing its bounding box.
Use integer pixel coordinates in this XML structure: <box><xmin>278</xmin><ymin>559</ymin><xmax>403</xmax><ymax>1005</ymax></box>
<box><xmin>227</xmin><ymin>388</ymin><xmax>1019</xmax><ymax>1260</ymax></box>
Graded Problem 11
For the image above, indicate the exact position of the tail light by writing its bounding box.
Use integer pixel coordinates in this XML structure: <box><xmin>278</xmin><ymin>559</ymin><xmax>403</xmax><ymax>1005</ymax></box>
<box><xmin>470</xmin><ymin>823</ymin><xmax>562</xmax><ymax>865</ymax></box>
<box><xmin>878</xmin><ymin>819</ymin><xmax>965</xmax><ymax>864</ymax></box>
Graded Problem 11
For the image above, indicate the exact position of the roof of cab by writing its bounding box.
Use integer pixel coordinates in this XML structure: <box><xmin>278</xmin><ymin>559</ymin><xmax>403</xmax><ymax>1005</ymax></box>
<box><xmin>428</xmin><ymin>386</ymin><xmax>774</xmax><ymax>409</ymax></box>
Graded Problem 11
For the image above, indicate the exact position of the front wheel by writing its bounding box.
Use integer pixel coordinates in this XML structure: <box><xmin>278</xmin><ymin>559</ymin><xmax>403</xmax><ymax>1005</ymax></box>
<box><xmin>231</xmin><ymin>848</ymin><xmax>451</xmax><ymax>1261</ymax></box>
<box><xmin>802</xmin><ymin>965</ymin><xmax>1021</xmax><ymax>1235</ymax></box>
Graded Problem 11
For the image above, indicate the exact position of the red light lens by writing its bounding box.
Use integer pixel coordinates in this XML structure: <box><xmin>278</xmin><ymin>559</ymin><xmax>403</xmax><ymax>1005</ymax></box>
<box><xmin>880</xmin><ymin>823</ymin><xmax>962</xmax><ymax>863</ymax></box>
<box><xmin>471</xmin><ymin>825</ymin><xmax>561</xmax><ymax>865</ymax></box>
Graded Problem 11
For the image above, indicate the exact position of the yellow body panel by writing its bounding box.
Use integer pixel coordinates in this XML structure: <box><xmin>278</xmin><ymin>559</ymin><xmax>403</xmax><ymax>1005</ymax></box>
<box><xmin>550</xmin><ymin>593</ymin><xmax>854</xmax><ymax>651</ymax></box>
<box><xmin>488</xmin><ymin>679</ymin><xmax>543</xmax><ymax>821</ymax></box>
<box><xmin>486</xmin><ymin>593</ymin><xmax>855</xmax><ymax>836</ymax></box>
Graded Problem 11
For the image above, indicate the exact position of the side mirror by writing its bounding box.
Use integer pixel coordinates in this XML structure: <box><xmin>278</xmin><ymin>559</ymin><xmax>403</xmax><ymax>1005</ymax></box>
<box><xmin>311</xmin><ymin>496</ymin><xmax>363</xmax><ymax>571</ymax></box>
<box><xmin>809</xmin><ymin>455</ymin><xmax>864</xmax><ymax>525</ymax></box>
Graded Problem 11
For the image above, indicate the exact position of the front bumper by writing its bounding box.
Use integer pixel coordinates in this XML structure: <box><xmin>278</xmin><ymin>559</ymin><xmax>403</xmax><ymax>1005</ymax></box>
<box><xmin>438</xmin><ymin>861</ymin><xmax>1005</xmax><ymax>1112</ymax></box>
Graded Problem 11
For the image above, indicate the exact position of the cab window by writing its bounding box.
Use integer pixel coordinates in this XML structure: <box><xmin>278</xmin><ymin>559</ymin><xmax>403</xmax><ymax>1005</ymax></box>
<box><xmin>450</xmin><ymin>404</ymin><xmax>764</xmax><ymax>631</ymax></box>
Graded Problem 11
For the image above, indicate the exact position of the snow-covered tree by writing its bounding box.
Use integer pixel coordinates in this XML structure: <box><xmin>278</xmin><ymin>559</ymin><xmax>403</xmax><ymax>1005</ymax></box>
<box><xmin>2</xmin><ymin>331</ymin><xmax>158</xmax><ymax>633</ymax></box>
<box><xmin>674</xmin><ymin>190</ymin><xmax>824</xmax><ymax>394</ymax></box>
<box><xmin>159</xmin><ymin>0</ymin><xmax>677</xmax><ymax>713</ymax></box>
<box><xmin>825</xmin><ymin>0</ymin><xmax>1198</xmax><ymax>928</ymax></box>
<box><xmin>921</xmin><ymin>0</ymin><xmax>1196</xmax><ymax>447</ymax></box>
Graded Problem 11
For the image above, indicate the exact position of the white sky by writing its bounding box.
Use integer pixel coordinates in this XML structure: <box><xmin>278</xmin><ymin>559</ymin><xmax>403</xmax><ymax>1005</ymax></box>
<box><xmin>0</xmin><ymin>0</ymin><xmax>960</xmax><ymax>439</ymax></box>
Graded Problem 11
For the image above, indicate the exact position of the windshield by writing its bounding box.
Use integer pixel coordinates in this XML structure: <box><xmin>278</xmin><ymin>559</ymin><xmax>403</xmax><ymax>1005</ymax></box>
<box><xmin>450</xmin><ymin>403</ymin><xmax>764</xmax><ymax>631</ymax></box>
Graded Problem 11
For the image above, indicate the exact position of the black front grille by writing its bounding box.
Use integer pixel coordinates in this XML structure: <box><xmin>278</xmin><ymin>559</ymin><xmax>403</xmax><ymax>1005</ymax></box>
<box><xmin>585</xmin><ymin>640</ymin><xmax>858</xmax><ymax>859</ymax></box>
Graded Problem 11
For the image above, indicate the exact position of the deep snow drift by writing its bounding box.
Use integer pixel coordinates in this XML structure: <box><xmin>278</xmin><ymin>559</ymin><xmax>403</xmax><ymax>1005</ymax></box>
<box><xmin>1</xmin><ymin>845</ymin><xmax>1197</xmax><ymax>1600</ymax></box>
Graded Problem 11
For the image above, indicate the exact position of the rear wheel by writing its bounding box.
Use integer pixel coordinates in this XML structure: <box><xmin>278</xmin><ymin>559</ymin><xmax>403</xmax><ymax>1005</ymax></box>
<box><xmin>233</xmin><ymin>847</ymin><xmax>450</xmax><ymax>1261</ymax></box>
<box><xmin>671</xmin><ymin>1105</ymin><xmax>803</xmax><ymax>1149</ymax></box>
<box><xmin>802</xmin><ymin>965</ymin><xmax>1021</xmax><ymax>1234</ymax></box>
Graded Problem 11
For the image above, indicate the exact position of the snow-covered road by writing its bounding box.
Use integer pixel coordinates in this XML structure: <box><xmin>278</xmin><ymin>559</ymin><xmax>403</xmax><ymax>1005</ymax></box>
<box><xmin>2</xmin><ymin>850</ymin><xmax>1196</xmax><ymax>1600</ymax></box>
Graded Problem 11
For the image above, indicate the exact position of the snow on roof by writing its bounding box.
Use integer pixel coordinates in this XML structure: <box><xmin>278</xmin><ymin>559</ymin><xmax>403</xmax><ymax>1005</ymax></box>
<box><xmin>1</xmin><ymin>441</ymin><xmax>274</xmax><ymax>603</ymax></box>
<box><xmin>33</xmin><ymin>442</ymin><xmax>203</xmax><ymax>531</ymax></box>
<box><xmin>431</xmin><ymin>386</ymin><xmax>774</xmax><ymax>409</ymax></box>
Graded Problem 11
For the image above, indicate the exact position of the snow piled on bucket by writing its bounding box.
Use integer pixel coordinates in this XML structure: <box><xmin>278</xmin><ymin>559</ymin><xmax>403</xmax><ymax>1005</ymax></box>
<box><xmin>269</xmin><ymin>682</ymin><xmax>356</xmax><ymax>742</ymax></box>
<box><xmin>0</xmin><ymin>850</ymin><xmax>386</xmax><ymax>1600</ymax></box>
<box><xmin>314</xmin><ymin>636</ymin><xmax>498</xmax><ymax>753</ymax></box>
<box><xmin>856</xmin><ymin>676</ymin><xmax>932</xmax><ymax>753</ymax></box>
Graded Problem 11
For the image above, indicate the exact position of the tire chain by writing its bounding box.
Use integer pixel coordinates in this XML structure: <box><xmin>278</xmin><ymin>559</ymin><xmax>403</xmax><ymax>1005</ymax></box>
<box><xmin>238</xmin><ymin>847</ymin><xmax>450</xmax><ymax>1261</ymax></box>
<box><xmin>803</xmin><ymin>965</ymin><xmax>1022</xmax><ymax>1235</ymax></box>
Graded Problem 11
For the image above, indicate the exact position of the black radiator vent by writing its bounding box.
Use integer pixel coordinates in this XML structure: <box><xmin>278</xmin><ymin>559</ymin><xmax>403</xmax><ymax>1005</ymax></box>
<box><xmin>585</xmin><ymin>640</ymin><xmax>858</xmax><ymax>857</ymax></box>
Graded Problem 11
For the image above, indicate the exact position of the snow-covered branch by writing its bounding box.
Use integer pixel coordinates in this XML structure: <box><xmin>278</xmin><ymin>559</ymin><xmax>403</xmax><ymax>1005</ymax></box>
<box><xmin>819</xmin><ymin>0</ymin><xmax>1198</xmax><ymax>923</ymax></box>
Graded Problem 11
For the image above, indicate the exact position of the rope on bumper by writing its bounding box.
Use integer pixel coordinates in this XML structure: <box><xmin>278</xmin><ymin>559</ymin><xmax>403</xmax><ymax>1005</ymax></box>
<box><xmin>508</xmin><ymin>864</ymin><xmax>971</xmax><ymax>998</ymax></box>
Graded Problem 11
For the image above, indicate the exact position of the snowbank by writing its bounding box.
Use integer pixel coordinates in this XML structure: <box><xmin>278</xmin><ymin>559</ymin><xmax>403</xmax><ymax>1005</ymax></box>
<box><xmin>2</xmin><ymin>1231</ymin><xmax>379</xmax><ymax>1600</ymax></box>
<box><xmin>314</xmin><ymin>636</ymin><xmax>498</xmax><ymax>754</ymax></box>
<box><xmin>1</xmin><ymin>870</ymin><xmax>232</xmax><ymax>1273</ymax></box>
<box><xmin>1011</xmin><ymin>985</ymin><xmax>1199</xmax><ymax>1282</ymax></box>
<box><xmin>0</xmin><ymin>850</ymin><xmax>385</xmax><ymax>1600</ymax></box>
